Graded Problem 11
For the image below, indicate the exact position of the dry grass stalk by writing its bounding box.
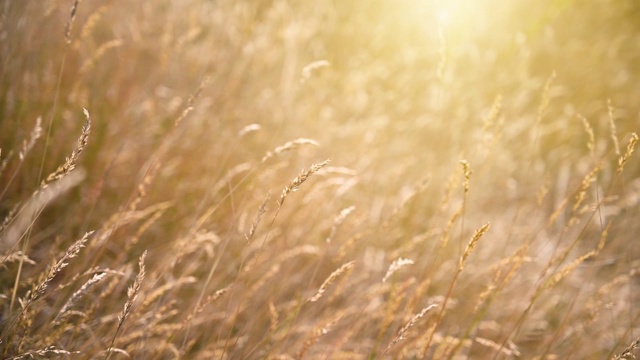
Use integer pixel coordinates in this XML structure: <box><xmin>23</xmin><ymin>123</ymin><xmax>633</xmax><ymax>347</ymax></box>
<box><xmin>422</xmin><ymin>223</ymin><xmax>490</xmax><ymax>356</ymax></box>
<box><xmin>384</xmin><ymin>304</ymin><xmax>438</xmax><ymax>355</ymax></box>
<box><xmin>106</xmin><ymin>251</ymin><xmax>147</xmax><ymax>360</ymax></box>
<box><xmin>382</xmin><ymin>258</ymin><xmax>414</xmax><ymax>283</ymax></box>
<box><xmin>608</xmin><ymin>99</ymin><xmax>621</xmax><ymax>156</ymax></box>
<box><xmin>326</xmin><ymin>206</ymin><xmax>355</xmax><ymax>244</ymax></box>
<box><xmin>617</xmin><ymin>132</ymin><xmax>638</xmax><ymax>175</ymax></box>
<box><xmin>261</xmin><ymin>139</ymin><xmax>320</xmax><ymax>163</ymax></box>
<box><xmin>308</xmin><ymin>261</ymin><xmax>355</xmax><ymax>302</ymax></box>
<box><xmin>40</xmin><ymin>109</ymin><xmax>91</xmax><ymax>190</ymax></box>
<box><xmin>278</xmin><ymin>159</ymin><xmax>330</xmax><ymax>208</ymax></box>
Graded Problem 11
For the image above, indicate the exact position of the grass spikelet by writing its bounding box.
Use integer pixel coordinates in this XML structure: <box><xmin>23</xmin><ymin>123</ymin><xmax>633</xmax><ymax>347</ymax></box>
<box><xmin>278</xmin><ymin>159</ymin><xmax>330</xmax><ymax>208</ymax></box>
<box><xmin>269</xmin><ymin>301</ymin><xmax>279</xmax><ymax>333</ymax></box>
<box><xmin>180</xmin><ymin>285</ymin><xmax>231</xmax><ymax>331</ymax></box>
<box><xmin>54</xmin><ymin>272</ymin><xmax>108</xmax><ymax>326</ymax></box>
<box><xmin>382</xmin><ymin>258</ymin><xmax>414</xmax><ymax>283</ymax></box>
<box><xmin>75</xmin><ymin>5</ymin><xmax>109</xmax><ymax>49</ymax></box>
<box><xmin>326</xmin><ymin>206</ymin><xmax>356</xmax><ymax>243</ymax></box>
<box><xmin>383</xmin><ymin>177</ymin><xmax>429</xmax><ymax>228</ymax></box>
<box><xmin>614</xmin><ymin>338</ymin><xmax>640</xmax><ymax>360</ymax></box>
<box><xmin>21</xmin><ymin>231</ymin><xmax>93</xmax><ymax>308</ymax></box>
<box><xmin>246</xmin><ymin>193</ymin><xmax>270</xmax><ymax>244</ymax></box>
<box><xmin>79</xmin><ymin>39</ymin><xmax>123</xmax><ymax>74</ymax></box>
<box><xmin>542</xmin><ymin>226</ymin><xmax>608</xmax><ymax>292</ymax></box>
<box><xmin>308</xmin><ymin>261</ymin><xmax>355</xmax><ymax>302</ymax></box>
<box><xmin>537</xmin><ymin>71</ymin><xmax>556</xmax><ymax>124</ymax></box>
<box><xmin>2</xmin><ymin>170</ymin><xmax>85</xmax><ymax>253</ymax></box>
<box><xmin>475</xmin><ymin>337</ymin><xmax>521</xmax><ymax>357</ymax></box>
<box><xmin>543</xmin><ymin>251</ymin><xmax>597</xmax><ymax>291</ymax></box>
<box><xmin>608</xmin><ymin>99</ymin><xmax>621</xmax><ymax>156</ymax></box>
<box><xmin>578</xmin><ymin>114</ymin><xmax>595</xmax><ymax>156</ymax></box>
<box><xmin>483</xmin><ymin>94</ymin><xmax>503</xmax><ymax>133</ymax></box>
<box><xmin>7</xmin><ymin>346</ymin><xmax>77</xmax><ymax>360</ymax></box>
<box><xmin>140</xmin><ymin>277</ymin><xmax>197</xmax><ymax>311</ymax></box>
<box><xmin>0</xmin><ymin>149</ymin><xmax>12</xmax><ymax>177</ymax></box>
<box><xmin>439</xmin><ymin>169</ymin><xmax>459</xmax><ymax>211</ymax></box>
<box><xmin>572</xmin><ymin>165</ymin><xmax>601</xmax><ymax>212</ymax></box>
<box><xmin>548</xmin><ymin>197</ymin><xmax>570</xmax><ymax>227</ymax></box>
<box><xmin>238</xmin><ymin>123</ymin><xmax>262</xmax><ymax>137</ymax></box>
<box><xmin>439</xmin><ymin>206</ymin><xmax>462</xmax><ymax>248</ymax></box>
<box><xmin>459</xmin><ymin>160</ymin><xmax>472</xmax><ymax>194</ymax></box>
<box><xmin>0</xmin><ymin>117</ymin><xmax>42</xmax><ymax>205</ymax></box>
<box><xmin>384</xmin><ymin>304</ymin><xmax>438</xmax><ymax>356</ymax></box>
<box><xmin>261</xmin><ymin>139</ymin><xmax>320</xmax><ymax>163</ymax></box>
<box><xmin>64</xmin><ymin>0</ymin><xmax>80</xmax><ymax>44</ymax></box>
<box><xmin>300</xmin><ymin>60</ymin><xmax>330</xmax><ymax>84</ymax></box>
<box><xmin>458</xmin><ymin>223</ymin><xmax>491</xmax><ymax>271</ymax></box>
<box><xmin>19</xmin><ymin>117</ymin><xmax>42</xmax><ymax>162</ymax></box>
<box><xmin>295</xmin><ymin>314</ymin><xmax>341</xmax><ymax>360</ymax></box>
<box><xmin>0</xmin><ymin>251</ymin><xmax>35</xmax><ymax>268</ymax></box>
<box><xmin>40</xmin><ymin>109</ymin><xmax>91</xmax><ymax>190</ymax></box>
<box><xmin>106</xmin><ymin>251</ymin><xmax>147</xmax><ymax>360</ymax></box>
<box><xmin>617</xmin><ymin>132</ymin><xmax>638</xmax><ymax>175</ymax></box>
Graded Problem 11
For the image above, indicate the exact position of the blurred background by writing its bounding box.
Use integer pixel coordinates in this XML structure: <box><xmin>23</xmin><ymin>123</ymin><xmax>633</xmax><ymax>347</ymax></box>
<box><xmin>1</xmin><ymin>0</ymin><xmax>639</xmax><ymax>358</ymax></box>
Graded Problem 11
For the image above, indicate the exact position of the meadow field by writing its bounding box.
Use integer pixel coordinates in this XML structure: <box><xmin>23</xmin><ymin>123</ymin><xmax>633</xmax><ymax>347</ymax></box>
<box><xmin>1</xmin><ymin>0</ymin><xmax>640</xmax><ymax>358</ymax></box>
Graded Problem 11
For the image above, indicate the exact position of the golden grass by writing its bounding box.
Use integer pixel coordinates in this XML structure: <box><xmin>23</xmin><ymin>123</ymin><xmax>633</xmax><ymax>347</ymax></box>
<box><xmin>1</xmin><ymin>0</ymin><xmax>640</xmax><ymax>359</ymax></box>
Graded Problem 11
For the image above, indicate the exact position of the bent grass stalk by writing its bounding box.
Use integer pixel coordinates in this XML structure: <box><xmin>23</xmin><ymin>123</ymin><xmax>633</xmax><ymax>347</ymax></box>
<box><xmin>421</xmin><ymin>223</ymin><xmax>490</xmax><ymax>358</ymax></box>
